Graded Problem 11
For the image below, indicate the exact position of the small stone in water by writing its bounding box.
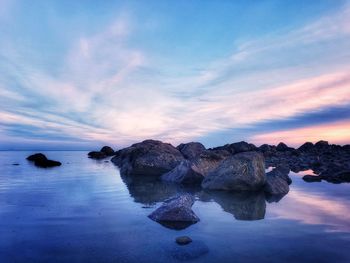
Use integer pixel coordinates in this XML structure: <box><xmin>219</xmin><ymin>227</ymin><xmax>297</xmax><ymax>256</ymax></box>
<box><xmin>176</xmin><ymin>236</ymin><xmax>192</xmax><ymax>245</ymax></box>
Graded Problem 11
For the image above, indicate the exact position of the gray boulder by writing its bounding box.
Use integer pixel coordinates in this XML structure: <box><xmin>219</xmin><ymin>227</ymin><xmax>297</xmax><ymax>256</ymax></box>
<box><xmin>264</xmin><ymin>166</ymin><xmax>291</xmax><ymax>199</ymax></box>
<box><xmin>193</xmin><ymin>150</ymin><xmax>230</xmax><ymax>176</ymax></box>
<box><xmin>177</xmin><ymin>142</ymin><xmax>206</xmax><ymax>160</ymax></box>
<box><xmin>148</xmin><ymin>194</ymin><xmax>199</xmax><ymax>230</ymax></box>
<box><xmin>161</xmin><ymin>160</ymin><xmax>204</xmax><ymax>185</ymax></box>
<box><xmin>202</xmin><ymin>152</ymin><xmax>266</xmax><ymax>191</ymax></box>
<box><xmin>111</xmin><ymin>140</ymin><xmax>185</xmax><ymax>176</ymax></box>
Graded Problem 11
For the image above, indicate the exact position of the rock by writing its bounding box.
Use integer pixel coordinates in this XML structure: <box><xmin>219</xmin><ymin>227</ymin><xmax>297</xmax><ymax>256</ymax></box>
<box><xmin>111</xmin><ymin>140</ymin><xmax>185</xmax><ymax>176</ymax></box>
<box><xmin>100</xmin><ymin>146</ymin><xmax>115</xmax><ymax>156</ymax></box>
<box><xmin>298</xmin><ymin>142</ymin><xmax>314</xmax><ymax>152</ymax></box>
<box><xmin>202</xmin><ymin>152</ymin><xmax>266</xmax><ymax>191</ymax></box>
<box><xmin>177</xmin><ymin>142</ymin><xmax>206</xmax><ymax>160</ymax></box>
<box><xmin>193</xmin><ymin>150</ymin><xmax>230</xmax><ymax>176</ymax></box>
<box><xmin>26</xmin><ymin>153</ymin><xmax>61</xmax><ymax>168</ymax></box>
<box><xmin>319</xmin><ymin>165</ymin><xmax>350</xmax><ymax>183</ymax></box>
<box><xmin>303</xmin><ymin>175</ymin><xmax>322</xmax><ymax>182</ymax></box>
<box><xmin>176</xmin><ymin>236</ymin><xmax>192</xmax><ymax>245</ymax></box>
<box><xmin>276</xmin><ymin>142</ymin><xmax>293</xmax><ymax>152</ymax></box>
<box><xmin>161</xmin><ymin>160</ymin><xmax>204</xmax><ymax>185</ymax></box>
<box><xmin>315</xmin><ymin>140</ymin><xmax>329</xmax><ymax>148</ymax></box>
<box><xmin>148</xmin><ymin>194</ymin><xmax>200</xmax><ymax>230</ymax></box>
<box><xmin>264</xmin><ymin>166</ymin><xmax>291</xmax><ymax>198</ymax></box>
<box><xmin>212</xmin><ymin>141</ymin><xmax>257</xmax><ymax>154</ymax></box>
<box><xmin>12</xmin><ymin>163</ymin><xmax>20</xmax><ymax>166</ymax></box>
<box><xmin>88</xmin><ymin>151</ymin><xmax>107</xmax><ymax>159</ymax></box>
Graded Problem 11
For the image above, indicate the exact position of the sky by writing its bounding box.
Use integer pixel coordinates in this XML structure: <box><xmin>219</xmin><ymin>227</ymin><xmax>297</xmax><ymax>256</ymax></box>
<box><xmin>0</xmin><ymin>0</ymin><xmax>350</xmax><ymax>150</ymax></box>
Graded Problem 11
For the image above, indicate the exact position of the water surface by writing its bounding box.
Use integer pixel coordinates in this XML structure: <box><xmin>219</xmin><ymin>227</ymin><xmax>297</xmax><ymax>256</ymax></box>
<box><xmin>1</xmin><ymin>151</ymin><xmax>349</xmax><ymax>262</ymax></box>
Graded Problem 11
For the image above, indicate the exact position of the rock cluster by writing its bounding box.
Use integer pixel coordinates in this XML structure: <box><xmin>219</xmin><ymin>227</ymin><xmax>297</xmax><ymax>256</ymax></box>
<box><xmin>26</xmin><ymin>153</ymin><xmax>61</xmax><ymax>168</ymax></box>
<box><xmin>88</xmin><ymin>146</ymin><xmax>115</xmax><ymax>159</ymax></box>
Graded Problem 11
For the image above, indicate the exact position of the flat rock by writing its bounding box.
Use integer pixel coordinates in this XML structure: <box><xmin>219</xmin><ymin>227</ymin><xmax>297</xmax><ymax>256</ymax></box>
<box><xmin>148</xmin><ymin>194</ymin><xmax>199</xmax><ymax>230</ymax></box>
<box><xmin>303</xmin><ymin>175</ymin><xmax>322</xmax><ymax>182</ymax></box>
<box><xmin>88</xmin><ymin>151</ymin><xmax>107</xmax><ymax>159</ymax></box>
<box><xmin>202</xmin><ymin>151</ymin><xmax>266</xmax><ymax>191</ymax></box>
<box><xmin>161</xmin><ymin>160</ymin><xmax>204</xmax><ymax>185</ymax></box>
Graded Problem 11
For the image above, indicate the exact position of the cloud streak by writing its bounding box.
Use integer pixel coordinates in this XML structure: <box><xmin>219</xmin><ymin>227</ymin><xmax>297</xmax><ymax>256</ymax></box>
<box><xmin>0</xmin><ymin>2</ymin><xmax>350</xmax><ymax>149</ymax></box>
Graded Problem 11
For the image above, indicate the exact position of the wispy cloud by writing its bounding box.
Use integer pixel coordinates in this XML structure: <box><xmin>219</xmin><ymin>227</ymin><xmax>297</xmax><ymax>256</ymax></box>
<box><xmin>0</xmin><ymin>2</ymin><xmax>350</xmax><ymax>149</ymax></box>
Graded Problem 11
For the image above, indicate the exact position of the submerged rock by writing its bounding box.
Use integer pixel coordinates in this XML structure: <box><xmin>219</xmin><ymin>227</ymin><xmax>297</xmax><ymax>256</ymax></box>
<box><xmin>148</xmin><ymin>194</ymin><xmax>199</xmax><ymax>230</ymax></box>
<box><xmin>111</xmin><ymin>140</ymin><xmax>185</xmax><ymax>176</ymax></box>
<box><xmin>264</xmin><ymin>166</ymin><xmax>291</xmax><ymax>201</ymax></box>
<box><xmin>26</xmin><ymin>153</ymin><xmax>61</xmax><ymax>168</ymax></box>
<box><xmin>176</xmin><ymin>236</ymin><xmax>192</xmax><ymax>245</ymax></box>
<box><xmin>177</xmin><ymin>142</ymin><xmax>206</xmax><ymax>160</ymax></box>
<box><xmin>202</xmin><ymin>152</ymin><xmax>265</xmax><ymax>191</ymax></box>
<box><xmin>161</xmin><ymin>160</ymin><xmax>204</xmax><ymax>185</ymax></box>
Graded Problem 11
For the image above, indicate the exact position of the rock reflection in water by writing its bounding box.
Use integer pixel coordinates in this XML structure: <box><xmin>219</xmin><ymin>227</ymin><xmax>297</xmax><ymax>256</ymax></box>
<box><xmin>201</xmin><ymin>191</ymin><xmax>266</xmax><ymax>220</ymax></box>
<box><xmin>121</xmin><ymin>173</ymin><xmax>290</xmax><ymax>223</ymax></box>
<box><xmin>120</xmin><ymin>174</ymin><xmax>201</xmax><ymax>206</ymax></box>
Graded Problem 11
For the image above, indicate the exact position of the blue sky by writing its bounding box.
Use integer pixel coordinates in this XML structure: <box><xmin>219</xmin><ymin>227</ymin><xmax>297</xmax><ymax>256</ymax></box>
<box><xmin>0</xmin><ymin>0</ymin><xmax>350</xmax><ymax>150</ymax></box>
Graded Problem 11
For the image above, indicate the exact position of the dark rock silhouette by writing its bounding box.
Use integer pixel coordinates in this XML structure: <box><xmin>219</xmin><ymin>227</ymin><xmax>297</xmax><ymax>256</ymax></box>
<box><xmin>161</xmin><ymin>160</ymin><xmax>204</xmax><ymax>185</ymax></box>
<box><xmin>170</xmin><ymin>240</ymin><xmax>209</xmax><ymax>260</ymax></box>
<box><xmin>202</xmin><ymin>152</ymin><xmax>265</xmax><ymax>191</ymax></box>
<box><xmin>148</xmin><ymin>194</ymin><xmax>199</xmax><ymax>230</ymax></box>
<box><xmin>100</xmin><ymin>146</ymin><xmax>115</xmax><ymax>156</ymax></box>
<box><xmin>88</xmin><ymin>151</ymin><xmax>107</xmax><ymax>159</ymax></box>
<box><xmin>211</xmin><ymin>141</ymin><xmax>257</xmax><ymax>154</ymax></box>
<box><xmin>303</xmin><ymin>175</ymin><xmax>322</xmax><ymax>182</ymax></box>
<box><xmin>176</xmin><ymin>236</ymin><xmax>192</xmax><ymax>245</ymax></box>
<box><xmin>26</xmin><ymin>153</ymin><xmax>61</xmax><ymax>168</ymax></box>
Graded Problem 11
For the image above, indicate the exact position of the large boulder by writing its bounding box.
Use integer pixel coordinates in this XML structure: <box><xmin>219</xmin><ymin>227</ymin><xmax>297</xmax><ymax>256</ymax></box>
<box><xmin>201</xmin><ymin>152</ymin><xmax>266</xmax><ymax>191</ymax></box>
<box><xmin>148</xmin><ymin>194</ymin><xmax>200</xmax><ymax>230</ymax></box>
<box><xmin>26</xmin><ymin>153</ymin><xmax>61</xmax><ymax>168</ymax></box>
<box><xmin>111</xmin><ymin>140</ymin><xmax>185</xmax><ymax>176</ymax></box>
<box><xmin>177</xmin><ymin>142</ymin><xmax>206</xmax><ymax>160</ymax></box>
<box><xmin>161</xmin><ymin>160</ymin><xmax>204</xmax><ymax>185</ymax></box>
<box><xmin>100</xmin><ymin>146</ymin><xmax>115</xmax><ymax>156</ymax></box>
<box><xmin>264</xmin><ymin>166</ymin><xmax>291</xmax><ymax>199</ymax></box>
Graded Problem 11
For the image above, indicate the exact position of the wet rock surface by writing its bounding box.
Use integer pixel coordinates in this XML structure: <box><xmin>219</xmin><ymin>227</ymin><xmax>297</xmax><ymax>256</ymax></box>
<box><xmin>26</xmin><ymin>153</ymin><xmax>61</xmax><ymax>168</ymax></box>
<box><xmin>148</xmin><ymin>194</ymin><xmax>200</xmax><ymax>230</ymax></box>
<box><xmin>161</xmin><ymin>160</ymin><xmax>204</xmax><ymax>185</ymax></box>
<box><xmin>264</xmin><ymin>166</ymin><xmax>291</xmax><ymax>197</ymax></box>
<box><xmin>202</xmin><ymin>152</ymin><xmax>265</xmax><ymax>191</ymax></box>
<box><xmin>261</xmin><ymin>140</ymin><xmax>350</xmax><ymax>183</ymax></box>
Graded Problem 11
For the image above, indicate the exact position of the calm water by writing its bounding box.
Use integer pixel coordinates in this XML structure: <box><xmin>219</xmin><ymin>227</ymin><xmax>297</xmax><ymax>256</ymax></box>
<box><xmin>1</xmin><ymin>151</ymin><xmax>350</xmax><ymax>263</ymax></box>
